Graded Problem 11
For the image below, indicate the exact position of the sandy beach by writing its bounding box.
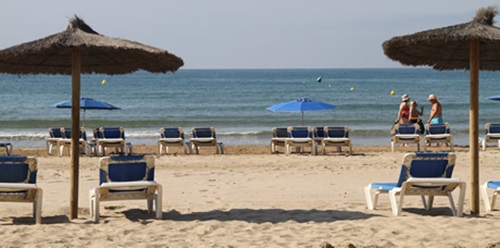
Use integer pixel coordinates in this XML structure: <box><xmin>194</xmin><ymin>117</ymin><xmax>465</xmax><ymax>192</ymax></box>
<box><xmin>2</xmin><ymin>145</ymin><xmax>500</xmax><ymax>247</ymax></box>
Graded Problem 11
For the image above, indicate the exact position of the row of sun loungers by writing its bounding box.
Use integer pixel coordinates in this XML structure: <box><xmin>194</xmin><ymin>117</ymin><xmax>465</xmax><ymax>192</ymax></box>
<box><xmin>46</xmin><ymin>126</ymin><xmax>133</xmax><ymax>157</ymax></box>
<box><xmin>46</xmin><ymin>126</ymin><xmax>224</xmax><ymax>156</ymax></box>
<box><xmin>3</xmin><ymin>152</ymin><xmax>500</xmax><ymax>224</ymax></box>
<box><xmin>270</xmin><ymin>126</ymin><xmax>352</xmax><ymax>155</ymax></box>
<box><xmin>390</xmin><ymin>123</ymin><xmax>454</xmax><ymax>152</ymax></box>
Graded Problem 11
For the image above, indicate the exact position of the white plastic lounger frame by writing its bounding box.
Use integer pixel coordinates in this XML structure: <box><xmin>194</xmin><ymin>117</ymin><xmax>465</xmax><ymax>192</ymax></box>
<box><xmin>391</xmin><ymin>123</ymin><xmax>422</xmax><ymax>152</ymax></box>
<box><xmin>0</xmin><ymin>156</ymin><xmax>42</xmax><ymax>224</ymax></box>
<box><xmin>481</xmin><ymin>123</ymin><xmax>500</xmax><ymax>151</ymax></box>
<box><xmin>285</xmin><ymin>126</ymin><xmax>316</xmax><ymax>155</ymax></box>
<box><xmin>423</xmin><ymin>123</ymin><xmax>454</xmax><ymax>151</ymax></box>
<box><xmin>364</xmin><ymin>152</ymin><xmax>466</xmax><ymax>216</ymax></box>
<box><xmin>89</xmin><ymin>155</ymin><xmax>162</xmax><ymax>223</ymax></box>
<box><xmin>157</xmin><ymin>127</ymin><xmax>187</xmax><ymax>155</ymax></box>
<box><xmin>481</xmin><ymin>181</ymin><xmax>500</xmax><ymax>212</ymax></box>
<box><xmin>322</xmin><ymin>126</ymin><xmax>352</xmax><ymax>155</ymax></box>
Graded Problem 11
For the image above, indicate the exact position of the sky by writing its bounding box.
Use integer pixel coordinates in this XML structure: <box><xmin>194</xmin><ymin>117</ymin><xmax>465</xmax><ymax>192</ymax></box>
<box><xmin>0</xmin><ymin>0</ymin><xmax>498</xmax><ymax>69</ymax></box>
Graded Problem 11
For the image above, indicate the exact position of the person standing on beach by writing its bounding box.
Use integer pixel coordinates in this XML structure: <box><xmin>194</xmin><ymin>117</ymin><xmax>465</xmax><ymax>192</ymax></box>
<box><xmin>396</xmin><ymin>94</ymin><xmax>410</xmax><ymax>124</ymax></box>
<box><xmin>409</xmin><ymin>100</ymin><xmax>424</xmax><ymax>134</ymax></box>
<box><xmin>427</xmin><ymin>94</ymin><xmax>443</xmax><ymax>124</ymax></box>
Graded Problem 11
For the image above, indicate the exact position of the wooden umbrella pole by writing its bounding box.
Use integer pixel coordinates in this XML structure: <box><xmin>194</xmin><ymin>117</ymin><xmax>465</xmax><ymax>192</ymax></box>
<box><xmin>70</xmin><ymin>48</ymin><xmax>81</xmax><ymax>219</ymax></box>
<box><xmin>469</xmin><ymin>39</ymin><xmax>480</xmax><ymax>215</ymax></box>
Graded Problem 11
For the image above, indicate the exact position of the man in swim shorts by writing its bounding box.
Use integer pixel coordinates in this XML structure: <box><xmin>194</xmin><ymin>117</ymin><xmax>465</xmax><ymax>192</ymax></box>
<box><xmin>427</xmin><ymin>94</ymin><xmax>443</xmax><ymax>124</ymax></box>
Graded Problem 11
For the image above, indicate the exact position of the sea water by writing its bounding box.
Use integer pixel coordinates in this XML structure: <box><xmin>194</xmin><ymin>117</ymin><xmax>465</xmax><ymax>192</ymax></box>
<box><xmin>1</xmin><ymin>68</ymin><xmax>500</xmax><ymax>148</ymax></box>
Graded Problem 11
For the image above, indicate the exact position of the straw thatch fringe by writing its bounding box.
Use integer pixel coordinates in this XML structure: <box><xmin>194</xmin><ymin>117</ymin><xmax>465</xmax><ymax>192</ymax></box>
<box><xmin>382</xmin><ymin>6</ymin><xmax>500</xmax><ymax>71</ymax></box>
<box><xmin>67</xmin><ymin>15</ymin><xmax>99</xmax><ymax>35</ymax></box>
<box><xmin>473</xmin><ymin>6</ymin><xmax>497</xmax><ymax>25</ymax></box>
<box><xmin>0</xmin><ymin>15</ymin><xmax>183</xmax><ymax>75</ymax></box>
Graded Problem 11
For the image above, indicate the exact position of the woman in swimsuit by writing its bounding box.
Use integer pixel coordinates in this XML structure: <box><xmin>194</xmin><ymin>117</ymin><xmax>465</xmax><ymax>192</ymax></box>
<box><xmin>396</xmin><ymin>94</ymin><xmax>410</xmax><ymax>124</ymax></box>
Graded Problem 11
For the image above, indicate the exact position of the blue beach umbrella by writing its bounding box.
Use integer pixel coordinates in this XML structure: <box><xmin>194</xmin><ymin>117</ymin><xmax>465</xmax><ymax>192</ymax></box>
<box><xmin>266</xmin><ymin>97</ymin><xmax>336</xmax><ymax>126</ymax></box>
<box><xmin>487</xmin><ymin>95</ymin><xmax>500</xmax><ymax>101</ymax></box>
<box><xmin>50</xmin><ymin>97</ymin><xmax>121</xmax><ymax>127</ymax></box>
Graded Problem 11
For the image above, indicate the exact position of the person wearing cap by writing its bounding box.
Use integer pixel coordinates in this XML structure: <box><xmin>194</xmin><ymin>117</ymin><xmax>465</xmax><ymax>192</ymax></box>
<box><xmin>396</xmin><ymin>94</ymin><xmax>410</xmax><ymax>124</ymax></box>
<box><xmin>427</xmin><ymin>94</ymin><xmax>443</xmax><ymax>124</ymax></box>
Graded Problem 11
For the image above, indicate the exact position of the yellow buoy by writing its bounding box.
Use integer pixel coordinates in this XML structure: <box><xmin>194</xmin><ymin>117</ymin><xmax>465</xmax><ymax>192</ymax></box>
<box><xmin>390</xmin><ymin>90</ymin><xmax>395</xmax><ymax>96</ymax></box>
<box><xmin>350</xmin><ymin>87</ymin><xmax>354</xmax><ymax>92</ymax></box>
<box><xmin>101</xmin><ymin>80</ymin><xmax>107</xmax><ymax>85</ymax></box>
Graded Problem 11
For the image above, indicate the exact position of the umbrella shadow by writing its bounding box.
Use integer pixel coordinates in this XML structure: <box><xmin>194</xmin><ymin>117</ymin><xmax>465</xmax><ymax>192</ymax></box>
<box><xmin>160</xmin><ymin>208</ymin><xmax>381</xmax><ymax>224</ymax></box>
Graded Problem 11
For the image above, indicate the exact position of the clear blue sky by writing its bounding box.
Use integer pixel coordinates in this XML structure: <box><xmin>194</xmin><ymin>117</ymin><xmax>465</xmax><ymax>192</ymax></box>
<box><xmin>0</xmin><ymin>1</ymin><xmax>498</xmax><ymax>69</ymax></box>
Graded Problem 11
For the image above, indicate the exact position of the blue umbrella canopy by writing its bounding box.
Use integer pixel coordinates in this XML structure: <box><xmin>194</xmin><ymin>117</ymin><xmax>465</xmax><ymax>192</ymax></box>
<box><xmin>50</xmin><ymin>97</ymin><xmax>120</xmax><ymax>127</ymax></box>
<box><xmin>487</xmin><ymin>95</ymin><xmax>500</xmax><ymax>101</ymax></box>
<box><xmin>267</xmin><ymin>98</ymin><xmax>336</xmax><ymax>125</ymax></box>
<box><xmin>50</xmin><ymin>97</ymin><xmax>121</xmax><ymax>110</ymax></box>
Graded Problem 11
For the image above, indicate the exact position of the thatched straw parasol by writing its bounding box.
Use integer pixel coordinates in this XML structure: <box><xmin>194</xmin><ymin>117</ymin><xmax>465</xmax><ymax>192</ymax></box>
<box><xmin>383</xmin><ymin>6</ymin><xmax>500</xmax><ymax>214</ymax></box>
<box><xmin>0</xmin><ymin>15</ymin><xmax>183</xmax><ymax>219</ymax></box>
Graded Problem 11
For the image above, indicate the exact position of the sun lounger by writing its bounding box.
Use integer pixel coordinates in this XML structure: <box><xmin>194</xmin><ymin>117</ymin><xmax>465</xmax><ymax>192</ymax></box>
<box><xmin>95</xmin><ymin>127</ymin><xmax>133</xmax><ymax>156</ymax></box>
<box><xmin>58</xmin><ymin>127</ymin><xmax>95</xmax><ymax>156</ymax></box>
<box><xmin>189</xmin><ymin>127</ymin><xmax>224</xmax><ymax>154</ymax></box>
<box><xmin>45</xmin><ymin>127</ymin><xmax>65</xmax><ymax>155</ymax></box>
<box><xmin>322</xmin><ymin>126</ymin><xmax>352</xmax><ymax>155</ymax></box>
<box><xmin>481</xmin><ymin>181</ymin><xmax>500</xmax><ymax>212</ymax></box>
<box><xmin>88</xmin><ymin>155</ymin><xmax>162</xmax><ymax>223</ymax></box>
<box><xmin>391</xmin><ymin>123</ymin><xmax>421</xmax><ymax>152</ymax></box>
<box><xmin>364</xmin><ymin>152</ymin><xmax>466</xmax><ymax>216</ymax></box>
<box><xmin>481</xmin><ymin>123</ymin><xmax>500</xmax><ymax>150</ymax></box>
<box><xmin>157</xmin><ymin>127</ymin><xmax>187</xmax><ymax>155</ymax></box>
<box><xmin>285</xmin><ymin>126</ymin><xmax>315</xmax><ymax>155</ymax></box>
<box><xmin>270</xmin><ymin>127</ymin><xmax>288</xmax><ymax>154</ymax></box>
<box><xmin>424</xmin><ymin>123</ymin><xmax>454</xmax><ymax>151</ymax></box>
<box><xmin>0</xmin><ymin>156</ymin><xmax>42</xmax><ymax>224</ymax></box>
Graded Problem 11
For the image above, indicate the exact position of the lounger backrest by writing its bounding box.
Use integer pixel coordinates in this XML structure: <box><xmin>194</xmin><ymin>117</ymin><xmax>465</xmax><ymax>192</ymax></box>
<box><xmin>288</xmin><ymin>126</ymin><xmax>312</xmax><ymax>138</ymax></box>
<box><xmin>0</xmin><ymin>156</ymin><xmax>37</xmax><ymax>184</ymax></box>
<box><xmin>99</xmin><ymin>155</ymin><xmax>155</xmax><ymax>185</ymax></box>
<box><xmin>100</xmin><ymin>127</ymin><xmax>124</xmax><ymax>139</ymax></box>
<box><xmin>49</xmin><ymin>127</ymin><xmax>64</xmax><ymax>138</ymax></box>
<box><xmin>313</xmin><ymin>127</ymin><xmax>325</xmax><ymax>138</ymax></box>
<box><xmin>395</xmin><ymin>123</ymin><xmax>419</xmax><ymax>135</ymax></box>
<box><xmin>396</xmin><ymin>152</ymin><xmax>456</xmax><ymax>187</ymax></box>
<box><xmin>324</xmin><ymin>126</ymin><xmax>349</xmax><ymax>138</ymax></box>
<box><xmin>160</xmin><ymin>127</ymin><xmax>184</xmax><ymax>139</ymax></box>
<box><xmin>272</xmin><ymin>127</ymin><xmax>288</xmax><ymax>138</ymax></box>
<box><xmin>61</xmin><ymin>127</ymin><xmax>87</xmax><ymax>140</ymax></box>
<box><xmin>426</xmin><ymin>123</ymin><xmax>450</xmax><ymax>135</ymax></box>
<box><xmin>486</xmin><ymin>123</ymin><xmax>500</xmax><ymax>134</ymax></box>
<box><xmin>192</xmin><ymin>127</ymin><xmax>215</xmax><ymax>139</ymax></box>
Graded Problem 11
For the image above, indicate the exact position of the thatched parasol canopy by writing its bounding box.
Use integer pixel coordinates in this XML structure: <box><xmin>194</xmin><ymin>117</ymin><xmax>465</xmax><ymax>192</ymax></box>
<box><xmin>0</xmin><ymin>15</ymin><xmax>183</xmax><ymax>220</ymax></box>
<box><xmin>383</xmin><ymin>6</ymin><xmax>500</xmax><ymax>215</ymax></box>
<box><xmin>383</xmin><ymin>7</ymin><xmax>500</xmax><ymax>70</ymax></box>
<box><xmin>0</xmin><ymin>16</ymin><xmax>183</xmax><ymax>74</ymax></box>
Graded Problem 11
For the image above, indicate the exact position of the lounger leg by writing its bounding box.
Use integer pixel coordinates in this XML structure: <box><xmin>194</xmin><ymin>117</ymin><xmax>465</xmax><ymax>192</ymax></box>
<box><xmin>364</xmin><ymin>185</ymin><xmax>377</xmax><ymax>210</ymax></box>
<box><xmin>456</xmin><ymin>183</ymin><xmax>466</xmax><ymax>217</ymax></box>
<box><xmin>482</xmin><ymin>140</ymin><xmax>487</xmax><ymax>151</ymax></box>
<box><xmin>35</xmin><ymin>188</ymin><xmax>42</xmax><ymax>224</ymax></box>
<box><xmin>427</xmin><ymin>195</ymin><xmax>435</xmax><ymax>210</ymax></box>
<box><xmin>391</xmin><ymin>141</ymin><xmax>395</xmax><ymax>152</ymax></box>
<box><xmin>492</xmin><ymin>191</ymin><xmax>498</xmax><ymax>211</ymax></box>
<box><xmin>147</xmin><ymin>198</ymin><xmax>153</xmax><ymax>215</ymax></box>
<box><xmin>446</xmin><ymin>192</ymin><xmax>458</xmax><ymax>216</ymax></box>
<box><xmin>156</xmin><ymin>185</ymin><xmax>163</xmax><ymax>219</ymax></box>
<box><xmin>389</xmin><ymin>189</ymin><xmax>404</xmax><ymax>216</ymax></box>
<box><xmin>89</xmin><ymin>189</ymin><xmax>94</xmax><ymax>217</ymax></box>
<box><xmin>481</xmin><ymin>183</ymin><xmax>492</xmax><ymax>212</ymax></box>
<box><xmin>92</xmin><ymin>189</ymin><xmax>100</xmax><ymax>223</ymax></box>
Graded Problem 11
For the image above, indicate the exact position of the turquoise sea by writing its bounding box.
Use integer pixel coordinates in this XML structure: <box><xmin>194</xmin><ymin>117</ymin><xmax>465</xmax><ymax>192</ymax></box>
<box><xmin>1</xmin><ymin>68</ymin><xmax>500</xmax><ymax>148</ymax></box>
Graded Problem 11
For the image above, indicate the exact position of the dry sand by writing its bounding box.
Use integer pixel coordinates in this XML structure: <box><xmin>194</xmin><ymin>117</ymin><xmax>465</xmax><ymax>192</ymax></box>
<box><xmin>2</xmin><ymin>145</ymin><xmax>500</xmax><ymax>247</ymax></box>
